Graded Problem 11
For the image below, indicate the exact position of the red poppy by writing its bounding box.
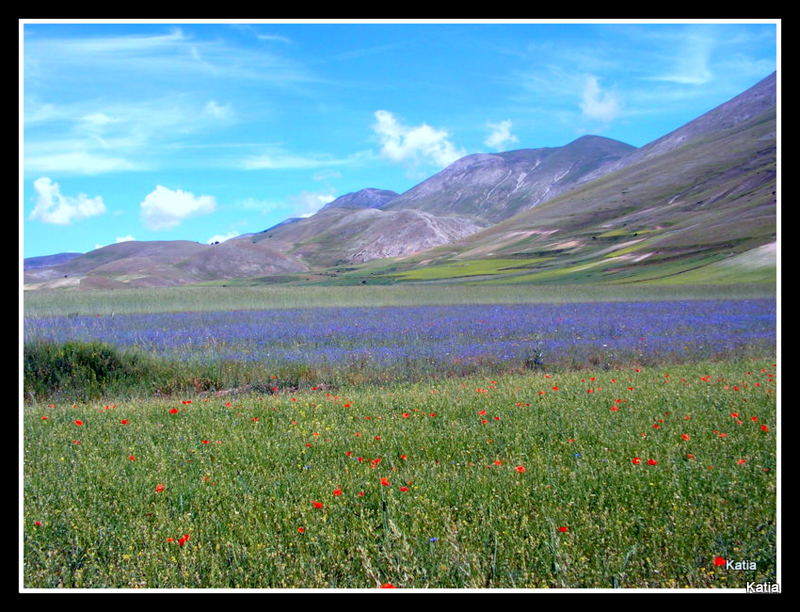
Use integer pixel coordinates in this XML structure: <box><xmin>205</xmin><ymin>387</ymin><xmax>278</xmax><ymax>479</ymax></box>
<box><xmin>558</xmin><ymin>526</ymin><xmax>569</xmax><ymax>533</ymax></box>
<box><xmin>155</xmin><ymin>483</ymin><xmax>165</xmax><ymax>493</ymax></box>
<box><xmin>120</xmin><ymin>419</ymin><xmax>129</xmax><ymax>425</ymax></box>
<box><xmin>380</xmin><ymin>583</ymin><xmax>396</xmax><ymax>588</ymax></box>
<box><xmin>681</xmin><ymin>434</ymin><xmax>690</xmax><ymax>441</ymax></box>
<box><xmin>169</xmin><ymin>408</ymin><xmax>179</xmax><ymax>414</ymax></box>
<box><xmin>74</xmin><ymin>420</ymin><xmax>84</xmax><ymax>426</ymax></box>
<box><xmin>631</xmin><ymin>457</ymin><xmax>641</xmax><ymax>465</ymax></box>
<box><xmin>40</xmin><ymin>416</ymin><xmax>48</xmax><ymax>420</ymax></box>
<box><xmin>515</xmin><ymin>466</ymin><xmax>526</xmax><ymax>473</ymax></box>
<box><xmin>380</xmin><ymin>477</ymin><xmax>391</xmax><ymax>486</ymax></box>
<box><xmin>494</xmin><ymin>460</ymin><xmax>503</xmax><ymax>466</ymax></box>
<box><xmin>128</xmin><ymin>455</ymin><xmax>136</xmax><ymax>461</ymax></box>
<box><xmin>399</xmin><ymin>486</ymin><xmax>409</xmax><ymax>492</ymax></box>
<box><xmin>297</xmin><ymin>527</ymin><xmax>305</xmax><ymax>534</ymax></box>
<box><xmin>714</xmin><ymin>556</ymin><xmax>727</xmax><ymax>567</ymax></box>
<box><xmin>202</xmin><ymin>440</ymin><xmax>210</xmax><ymax>444</ymax></box>
<box><xmin>687</xmin><ymin>454</ymin><xmax>695</xmax><ymax>460</ymax></box>
<box><xmin>312</xmin><ymin>501</ymin><xmax>324</xmax><ymax>509</ymax></box>
<box><xmin>400</xmin><ymin>455</ymin><xmax>407</xmax><ymax>460</ymax></box>
<box><xmin>750</xmin><ymin>416</ymin><xmax>758</xmax><ymax>422</ymax></box>
<box><xmin>374</xmin><ymin>436</ymin><xmax>381</xmax><ymax>440</ymax></box>
<box><xmin>178</xmin><ymin>534</ymin><xmax>190</xmax><ymax>547</ymax></box>
<box><xmin>402</xmin><ymin>413</ymin><xmax>410</xmax><ymax>418</ymax></box>
<box><xmin>34</xmin><ymin>521</ymin><xmax>42</xmax><ymax>527</ymax></box>
<box><xmin>610</xmin><ymin>406</ymin><xmax>619</xmax><ymax>412</ymax></box>
<box><xmin>761</xmin><ymin>425</ymin><xmax>769</xmax><ymax>432</ymax></box>
<box><xmin>737</xmin><ymin>459</ymin><xmax>747</xmax><ymax>465</ymax></box>
<box><xmin>647</xmin><ymin>459</ymin><xmax>658</xmax><ymax>466</ymax></box>
<box><xmin>333</xmin><ymin>488</ymin><xmax>343</xmax><ymax>496</ymax></box>
<box><xmin>357</xmin><ymin>491</ymin><xmax>365</xmax><ymax>497</ymax></box>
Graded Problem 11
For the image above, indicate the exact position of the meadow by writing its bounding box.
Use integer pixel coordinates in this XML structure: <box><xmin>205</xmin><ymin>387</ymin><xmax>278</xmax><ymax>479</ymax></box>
<box><xmin>22</xmin><ymin>284</ymin><xmax>778</xmax><ymax>590</ymax></box>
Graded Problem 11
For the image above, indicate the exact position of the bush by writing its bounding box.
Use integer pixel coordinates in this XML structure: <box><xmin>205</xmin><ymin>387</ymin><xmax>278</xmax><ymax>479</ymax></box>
<box><xmin>23</xmin><ymin>340</ymin><xmax>197</xmax><ymax>401</ymax></box>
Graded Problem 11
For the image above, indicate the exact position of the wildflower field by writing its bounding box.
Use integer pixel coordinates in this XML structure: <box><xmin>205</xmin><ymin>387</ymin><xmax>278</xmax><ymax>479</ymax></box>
<box><xmin>22</xmin><ymin>286</ymin><xmax>779</xmax><ymax>590</ymax></box>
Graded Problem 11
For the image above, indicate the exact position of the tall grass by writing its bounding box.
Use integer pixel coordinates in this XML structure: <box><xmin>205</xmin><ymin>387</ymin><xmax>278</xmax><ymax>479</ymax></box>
<box><xmin>23</xmin><ymin>359</ymin><xmax>777</xmax><ymax>589</ymax></box>
<box><xmin>23</xmin><ymin>283</ymin><xmax>775</xmax><ymax>317</ymax></box>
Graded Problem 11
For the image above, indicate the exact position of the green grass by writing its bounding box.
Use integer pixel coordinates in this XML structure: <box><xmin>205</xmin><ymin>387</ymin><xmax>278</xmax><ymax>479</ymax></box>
<box><xmin>387</xmin><ymin>258</ymin><xmax>551</xmax><ymax>281</ymax></box>
<box><xmin>23</xmin><ymin>283</ymin><xmax>776</xmax><ymax>317</ymax></box>
<box><xmin>23</xmin><ymin>358</ymin><xmax>777</xmax><ymax>589</ymax></box>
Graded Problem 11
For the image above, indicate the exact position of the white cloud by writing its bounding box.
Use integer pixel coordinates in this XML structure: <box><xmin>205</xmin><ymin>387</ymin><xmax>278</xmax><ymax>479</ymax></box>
<box><xmin>484</xmin><ymin>120</ymin><xmax>519</xmax><ymax>151</ymax></box>
<box><xmin>139</xmin><ymin>185</ymin><xmax>217</xmax><ymax>230</ymax></box>
<box><xmin>29</xmin><ymin>177</ymin><xmax>106</xmax><ymax>225</ymax></box>
<box><xmin>94</xmin><ymin>235</ymin><xmax>136</xmax><ymax>250</ymax></box>
<box><xmin>204</xmin><ymin>100</ymin><xmax>233</xmax><ymax>120</ymax></box>
<box><xmin>312</xmin><ymin>169</ymin><xmax>342</xmax><ymax>182</ymax></box>
<box><xmin>580</xmin><ymin>75</ymin><xmax>622</xmax><ymax>124</ymax></box>
<box><xmin>257</xmin><ymin>34</ymin><xmax>292</xmax><ymax>44</ymax></box>
<box><xmin>373</xmin><ymin>110</ymin><xmax>465</xmax><ymax>169</ymax></box>
<box><xmin>644</xmin><ymin>29</ymin><xmax>715</xmax><ymax>86</ymax></box>
<box><xmin>207</xmin><ymin>232</ymin><xmax>239</xmax><ymax>244</ymax></box>
<box><xmin>288</xmin><ymin>191</ymin><xmax>336</xmax><ymax>218</ymax></box>
<box><xmin>25</xmin><ymin>151</ymin><xmax>140</xmax><ymax>175</ymax></box>
<box><xmin>80</xmin><ymin>112</ymin><xmax>116</xmax><ymax>128</ymax></box>
<box><xmin>242</xmin><ymin>150</ymin><xmax>356</xmax><ymax>171</ymax></box>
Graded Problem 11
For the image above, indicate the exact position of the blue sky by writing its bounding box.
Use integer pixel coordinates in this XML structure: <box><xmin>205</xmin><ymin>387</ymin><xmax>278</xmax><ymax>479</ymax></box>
<box><xmin>21</xmin><ymin>20</ymin><xmax>778</xmax><ymax>258</ymax></box>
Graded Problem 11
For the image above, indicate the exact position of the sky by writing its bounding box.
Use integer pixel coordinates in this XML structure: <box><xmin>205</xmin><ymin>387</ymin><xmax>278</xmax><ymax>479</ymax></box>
<box><xmin>20</xmin><ymin>19</ymin><xmax>779</xmax><ymax>259</ymax></box>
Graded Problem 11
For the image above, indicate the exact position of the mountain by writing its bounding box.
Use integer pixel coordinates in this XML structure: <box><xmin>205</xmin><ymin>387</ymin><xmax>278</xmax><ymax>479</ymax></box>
<box><xmin>23</xmin><ymin>239</ymin><xmax>307</xmax><ymax>290</ymax></box>
<box><xmin>382</xmin><ymin>135</ymin><xmax>636</xmax><ymax>223</ymax></box>
<box><xmin>365</xmin><ymin>73</ymin><xmax>776</xmax><ymax>286</ymax></box>
<box><xmin>251</xmin><ymin>205</ymin><xmax>484</xmax><ymax>268</ymax></box>
<box><xmin>319</xmin><ymin>188</ymin><xmax>399</xmax><ymax>211</ymax></box>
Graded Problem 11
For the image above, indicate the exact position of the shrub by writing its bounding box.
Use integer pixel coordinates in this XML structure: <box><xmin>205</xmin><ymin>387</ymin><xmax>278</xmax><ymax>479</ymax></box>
<box><xmin>23</xmin><ymin>340</ymin><xmax>203</xmax><ymax>401</ymax></box>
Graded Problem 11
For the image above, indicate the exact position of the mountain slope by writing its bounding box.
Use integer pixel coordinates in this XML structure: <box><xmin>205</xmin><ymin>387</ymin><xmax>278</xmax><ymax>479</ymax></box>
<box><xmin>252</xmin><ymin>205</ymin><xmax>485</xmax><ymax>268</ymax></box>
<box><xmin>23</xmin><ymin>239</ymin><xmax>308</xmax><ymax>290</ymax></box>
<box><xmin>382</xmin><ymin>135</ymin><xmax>636</xmax><ymax>223</ymax></box>
<box><xmin>579</xmin><ymin>72</ymin><xmax>777</xmax><ymax>184</ymax></box>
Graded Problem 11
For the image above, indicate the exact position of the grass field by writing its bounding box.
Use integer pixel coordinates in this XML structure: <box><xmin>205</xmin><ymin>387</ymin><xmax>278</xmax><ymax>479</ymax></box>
<box><xmin>23</xmin><ymin>358</ymin><xmax>777</xmax><ymax>589</ymax></box>
<box><xmin>23</xmin><ymin>282</ymin><xmax>775</xmax><ymax>317</ymax></box>
<box><xmin>21</xmin><ymin>282</ymin><xmax>779</xmax><ymax>590</ymax></box>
